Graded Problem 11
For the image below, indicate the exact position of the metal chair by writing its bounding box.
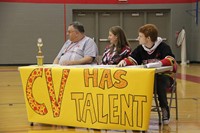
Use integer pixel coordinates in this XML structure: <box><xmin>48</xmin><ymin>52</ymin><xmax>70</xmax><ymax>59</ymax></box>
<box><xmin>152</xmin><ymin>74</ymin><xmax>178</xmax><ymax>125</ymax></box>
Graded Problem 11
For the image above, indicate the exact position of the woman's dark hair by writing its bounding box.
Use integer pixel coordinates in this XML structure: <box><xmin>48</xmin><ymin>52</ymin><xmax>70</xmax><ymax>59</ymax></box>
<box><xmin>109</xmin><ymin>26</ymin><xmax>130</xmax><ymax>53</ymax></box>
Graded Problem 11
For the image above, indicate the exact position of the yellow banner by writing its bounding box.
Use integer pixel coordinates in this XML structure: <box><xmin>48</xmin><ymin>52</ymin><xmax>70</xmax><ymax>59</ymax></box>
<box><xmin>19</xmin><ymin>65</ymin><xmax>155</xmax><ymax>131</ymax></box>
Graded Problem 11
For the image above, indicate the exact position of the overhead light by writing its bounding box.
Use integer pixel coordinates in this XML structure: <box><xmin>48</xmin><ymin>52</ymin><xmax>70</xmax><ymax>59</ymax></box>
<box><xmin>131</xmin><ymin>13</ymin><xmax>140</xmax><ymax>17</ymax></box>
<box><xmin>155</xmin><ymin>12</ymin><xmax>164</xmax><ymax>16</ymax></box>
<box><xmin>102</xmin><ymin>13</ymin><xmax>110</xmax><ymax>16</ymax></box>
<box><xmin>77</xmin><ymin>13</ymin><xmax>86</xmax><ymax>17</ymax></box>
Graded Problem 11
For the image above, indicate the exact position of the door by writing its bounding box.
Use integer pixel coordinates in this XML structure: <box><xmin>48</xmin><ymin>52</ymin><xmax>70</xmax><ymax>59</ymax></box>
<box><xmin>73</xmin><ymin>9</ymin><xmax>171</xmax><ymax>57</ymax></box>
<box><xmin>147</xmin><ymin>10</ymin><xmax>170</xmax><ymax>44</ymax></box>
<box><xmin>123</xmin><ymin>11</ymin><xmax>145</xmax><ymax>50</ymax></box>
<box><xmin>73</xmin><ymin>11</ymin><xmax>96</xmax><ymax>41</ymax></box>
<box><xmin>98</xmin><ymin>11</ymin><xmax>120</xmax><ymax>55</ymax></box>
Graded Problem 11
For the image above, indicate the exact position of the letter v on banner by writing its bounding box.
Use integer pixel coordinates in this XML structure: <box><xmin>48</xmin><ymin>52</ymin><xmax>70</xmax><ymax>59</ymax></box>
<box><xmin>44</xmin><ymin>68</ymin><xmax>70</xmax><ymax>117</ymax></box>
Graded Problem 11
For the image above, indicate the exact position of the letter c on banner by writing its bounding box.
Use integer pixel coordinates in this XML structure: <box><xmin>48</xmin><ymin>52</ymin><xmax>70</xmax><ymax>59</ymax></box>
<box><xmin>26</xmin><ymin>68</ymin><xmax>48</xmax><ymax>115</ymax></box>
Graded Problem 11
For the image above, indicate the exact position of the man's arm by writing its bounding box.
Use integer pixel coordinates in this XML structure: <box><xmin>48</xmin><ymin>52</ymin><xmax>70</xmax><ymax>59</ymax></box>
<box><xmin>53</xmin><ymin>57</ymin><xmax>59</xmax><ymax>64</ymax></box>
<box><xmin>60</xmin><ymin>56</ymin><xmax>94</xmax><ymax>65</ymax></box>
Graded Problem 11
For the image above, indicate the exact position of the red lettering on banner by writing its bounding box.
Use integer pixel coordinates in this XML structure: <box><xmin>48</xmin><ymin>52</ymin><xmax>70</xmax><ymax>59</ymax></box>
<box><xmin>26</xmin><ymin>68</ymin><xmax>47</xmax><ymax>115</ymax></box>
<box><xmin>44</xmin><ymin>68</ymin><xmax>70</xmax><ymax>117</ymax></box>
<box><xmin>26</xmin><ymin>68</ymin><xmax>70</xmax><ymax>117</ymax></box>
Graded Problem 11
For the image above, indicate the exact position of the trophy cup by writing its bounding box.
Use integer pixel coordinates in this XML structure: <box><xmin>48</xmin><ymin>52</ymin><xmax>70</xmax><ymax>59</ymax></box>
<box><xmin>36</xmin><ymin>38</ymin><xmax>44</xmax><ymax>66</ymax></box>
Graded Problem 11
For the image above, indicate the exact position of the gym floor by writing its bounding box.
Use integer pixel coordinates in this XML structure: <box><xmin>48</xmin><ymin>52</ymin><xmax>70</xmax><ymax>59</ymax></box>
<box><xmin>0</xmin><ymin>64</ymin><xmax>200</xmax><ymax>133</ymax></box>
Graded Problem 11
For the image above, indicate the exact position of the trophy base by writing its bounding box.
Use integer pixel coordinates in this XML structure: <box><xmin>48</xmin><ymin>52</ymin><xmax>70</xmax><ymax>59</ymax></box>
<box><xmin>36</xmin><ymin>56</ymin><xmax>44</xmax><ymax>66</ymax></box>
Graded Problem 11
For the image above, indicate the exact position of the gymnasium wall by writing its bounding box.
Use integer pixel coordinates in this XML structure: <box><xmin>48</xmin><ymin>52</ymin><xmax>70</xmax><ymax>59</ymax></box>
<box><xmin>0</xmin><ymin>0</ymin><xmax>199</xmax><ymax>65</ymax></box>
<box><xmin>191</xmin><ymin>2</ymin><xmax>200</xmax><ymax>62</ymax></box>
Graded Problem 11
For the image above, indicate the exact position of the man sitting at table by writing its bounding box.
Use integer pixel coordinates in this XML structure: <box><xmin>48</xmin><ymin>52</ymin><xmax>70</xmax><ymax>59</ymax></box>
<box><xmin>53</xmin><ymin>21</ymin><xmax>98</xmax><ymax>65</ymax></box>
<box><xmin>118</xmin><ymin>24</ymin><xmax>177</xmax><ymax>125</ymax></box>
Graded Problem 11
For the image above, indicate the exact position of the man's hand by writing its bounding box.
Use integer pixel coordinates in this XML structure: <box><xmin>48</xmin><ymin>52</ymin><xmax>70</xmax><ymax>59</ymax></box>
<box><xmin>53</xmin><ymin>58</ymin><xmax>59</xmax><ymax>64</ymax></box>
<box><xmin>117</xmin><ymin>60</ymin><xmax>127</xmax><ymax>67</ymax></box>
<box><xmin>145</xmin><ymin>61</ymin><xmax>162</xmax><ymax>68</ymax></box>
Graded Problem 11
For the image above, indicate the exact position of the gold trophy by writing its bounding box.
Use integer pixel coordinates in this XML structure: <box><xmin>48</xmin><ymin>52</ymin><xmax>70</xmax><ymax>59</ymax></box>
<box><xmin>36</xmin><ymin>38</ymin><xmax>44</xmax><ymax>66</ymax></box>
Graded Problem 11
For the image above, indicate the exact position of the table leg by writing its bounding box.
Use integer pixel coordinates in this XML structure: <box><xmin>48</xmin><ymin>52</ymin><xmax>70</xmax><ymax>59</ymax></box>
<box><xmin>154</xmin><ymin>74</ymin><xmax>162</xmax><ymax>125</ymax></box>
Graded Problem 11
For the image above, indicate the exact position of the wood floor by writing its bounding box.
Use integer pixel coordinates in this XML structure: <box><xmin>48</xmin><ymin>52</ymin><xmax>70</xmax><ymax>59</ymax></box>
<box><xmin>0</xmin><ymin>64</ymin><xmax>200</xmax><ymax>133</ymax></box>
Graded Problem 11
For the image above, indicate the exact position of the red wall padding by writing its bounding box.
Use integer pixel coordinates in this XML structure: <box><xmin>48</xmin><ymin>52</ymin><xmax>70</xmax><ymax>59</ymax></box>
<box><xmin>0</xmin><ymin>0</ymin><xmax>198</xmax><ymax>4</ymax></box>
